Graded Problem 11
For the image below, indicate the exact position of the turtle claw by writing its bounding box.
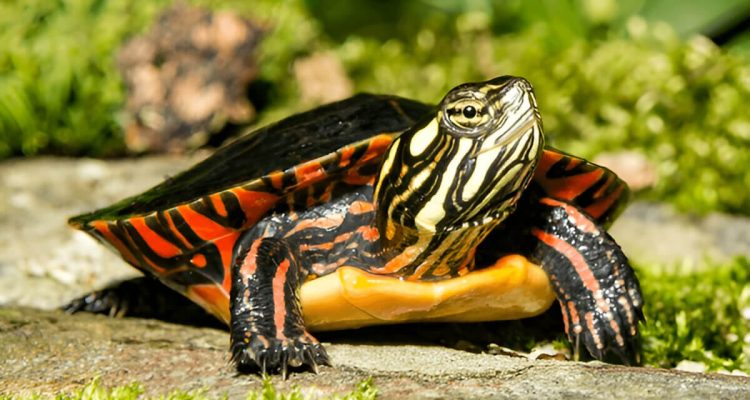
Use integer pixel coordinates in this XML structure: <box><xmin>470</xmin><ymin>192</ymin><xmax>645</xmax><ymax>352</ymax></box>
<box><xmin>231</xmin><ymin>332</ymin><xmax>330</xmax><ymax>377</ymax></box>
<box><xmin>62</xmin><ymin>288</ymin><xmax>128</xmax><ymax>317</ymax></box>
<box><xmin>561</xmin><ymin>268</ymin><xmax>644</xmax><ymax>365</ymax></box>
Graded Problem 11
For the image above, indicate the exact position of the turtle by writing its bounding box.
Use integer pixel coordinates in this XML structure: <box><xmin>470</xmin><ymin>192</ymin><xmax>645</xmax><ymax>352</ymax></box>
<box><xmin>66</xmin><ymin>76</ymin><xmax>643</xmax><ymax>376</ymax></box>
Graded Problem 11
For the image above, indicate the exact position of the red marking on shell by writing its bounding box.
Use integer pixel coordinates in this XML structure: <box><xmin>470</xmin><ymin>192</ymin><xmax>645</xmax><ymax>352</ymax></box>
<box><xmin>565</xmin><ymin>158</ymin><xmax>582</xmax><ymax>171</ymax></box>
<box><xmin>272</xmin><ymin>258</ymin><xmax>291</xmax><ymax>339</ymax></box>
<box><xmin>129</xmin><ymin>216</ymin><xmax>182</xmax><ymax>259</ymax></box>
<box><xmin>535</xmin><ymin>149</ymin><xmax>564</xmax><ymax>176</ymax></box>
<box><xmin>333</xmin><ymin>231</ymin><xmax>354</xmax><ymax>243</ymax></box>
<box><xmin>133</xmin><ymin>244</ymin><xmax>169</xmax><ymax>275</ymax></box>
<box><xmin>229</xmin><ymin>188</ymin><xmax>279</xmax><ymax>229</ymax></box>
<box><xmin>551</xmin><ymin>170</ymin><xmax>602</xmax><ymax>201</ymax></box>
<box><xmin>294</xmin><ymin>161</ymin><xmax>326</xmax><ymax>187</ymax></box>
<box><xmin>339</xmin><ymin>145</ymin><xmax>356</xmax><ymax>168</ymax></box>
<box><xmin>92</xmin><ymin>221</ymin><xmax>138</xmax><ymax>266</ymax></box>
<box><xmin>540</xmin><ymin>198</ymin><xmax>598</xmax><ymax>234</ymax></box>
<box><xmin>163</xmin><ymin>212</ymin><xmax>192</xmax><ymax>249</ymax></box>
<box><xmin>187</xmin><ymin>284</ymin><xmax>230</xmax><ymax>324</ymax></box>
<box><xmin>269</xmin><ymin>171</ymin><xmax>285</xmax><ymax>190</ymax></box>
<box><xmin>176</xmin><ymin>205</ymin><xmax>232</xmax><ymax>242</ymax></box>
<box><xmin>210</xmin><ymin>194</ymin><xmax>228</xmax><ymax>218</ymax></box>
<box><xmin>191</xmin><ymin>253</ymin><xmax>207</xmax><ymax>268</ymax></box>
<box><xmin>595</xmin><ymin>174</ymin><xmax>616</xmax><ymax>198</ymax></box>
<box><xmin>584</xmin><ymin>184</ymin><xmax>624</xmax><ymax>220</ymax></box>
<box><xmin>364</xmin><ymin>134</ymin><xmax>394</xmax><ymax>162</ymax></box>
<box><xmin>534</xmin><ymin>150</ymin><xmax>604</xmax><ymax>201</ymax></box>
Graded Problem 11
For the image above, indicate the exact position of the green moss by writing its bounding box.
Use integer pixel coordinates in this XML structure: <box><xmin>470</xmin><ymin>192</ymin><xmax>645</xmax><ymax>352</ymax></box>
<box><xmin>0</xmin><ymin>376</ymin><xmax>376</xmax><ymax>400</ymax></box>
<box><xmin>637</xmin><ymin>257</ymin><xmax>750</xmax><ymax>372</ymax></box>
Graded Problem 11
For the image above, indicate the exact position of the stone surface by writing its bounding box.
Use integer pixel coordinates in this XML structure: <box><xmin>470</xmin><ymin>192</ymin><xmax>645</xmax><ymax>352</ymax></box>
<box><xmin>2</xmin><ymin>156</ymin><xmax>750</xmax><ymax>398</ymax></box>
<box><xmin>0</xmin><ymin>155</ymin><xmax>205</xmax><ymax>309</ymax></box>
<box><xmin>2</xmin><ymin>307</ymin><xmax>749</xmax><ymax>399</ymax></box>
<box><xmin>610</xmin><ymin>201</ymin><xmax>750</xmax><ymax>266</ymax></box>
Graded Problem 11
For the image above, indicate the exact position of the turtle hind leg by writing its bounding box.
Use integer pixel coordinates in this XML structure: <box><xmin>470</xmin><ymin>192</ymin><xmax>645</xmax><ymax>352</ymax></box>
<box><xmin>529</xmin><ymin>197</ymin><xmax>644</xmax><ymax>364</ymax></box>
<box><xmin>230</xmin><ymin>236</ymin><xmax>330</xmax><ymax>377</ymax></box>
<box><xmin>62</xmin><ymin>277</ymin><xmax>222</xmax><ymax>328</ymax></box>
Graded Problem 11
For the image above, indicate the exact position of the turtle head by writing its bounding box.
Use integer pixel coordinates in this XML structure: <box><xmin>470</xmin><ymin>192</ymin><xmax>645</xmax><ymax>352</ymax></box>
<box><xmin>375</xmin><ymin>76</ymin><xmax>544</xmax><ymax>245</ymax></box>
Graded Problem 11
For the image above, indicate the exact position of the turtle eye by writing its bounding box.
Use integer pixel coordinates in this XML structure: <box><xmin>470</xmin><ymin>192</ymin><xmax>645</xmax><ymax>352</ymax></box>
<box><xmin>462</xmin><ymin>105</ymin><xmax>477</xmax><ymax>119</ymax></box>
<box><xmin>444</xmin><ymin>99</ymin><xmax>488</xmax><ymax>133</ymax></box>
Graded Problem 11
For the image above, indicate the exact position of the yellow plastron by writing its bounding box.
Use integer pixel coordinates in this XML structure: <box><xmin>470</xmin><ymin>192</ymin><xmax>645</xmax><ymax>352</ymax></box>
<box><xmin>301</xmin><ymin>255</ymin><xmax>556</xmax><ymax>331</ymax></box>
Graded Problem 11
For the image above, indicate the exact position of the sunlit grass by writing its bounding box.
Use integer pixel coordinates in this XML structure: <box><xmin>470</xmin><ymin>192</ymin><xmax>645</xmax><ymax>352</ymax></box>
<box><xmin>638</xmin><ymin>257</ymin><xmax>750</xmax><ymax>373</ymax></box>
<box><xmin>0</xmin><ymin>376</ymin><xmax>377</xmax><ymax>400</ymax></box>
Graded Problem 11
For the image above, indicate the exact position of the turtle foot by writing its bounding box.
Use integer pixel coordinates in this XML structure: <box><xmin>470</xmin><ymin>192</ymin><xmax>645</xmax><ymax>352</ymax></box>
<box><xmin>523</xmin><ymin>196</ymin><xmax>644</xmax><ymax>365</ymax></box>
<box><xmin>63</xmin><ymin>286</ymin><xmax>129</xmax><ymax>317</ymax></box>
<box><xmin>62</xmin><ymin>277</ymin><xmax>222</xmax><ymax>327</ymax></box>
<box><xmin>230</xmin><ymin>331</ymin><xmax>330</xmax><ymax>378</ymax></box>
<box><xmin>560</xmin><ymin>255</ymin><xmax>644</xmax><ymax>365</ymax></box>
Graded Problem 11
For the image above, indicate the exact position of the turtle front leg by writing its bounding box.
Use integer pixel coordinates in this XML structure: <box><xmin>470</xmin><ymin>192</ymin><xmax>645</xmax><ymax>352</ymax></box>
<box><xmin>230</xmin><ymin>236</ymin><xmax>330</xmax><ymax>377</ymax></box>
<box><xmin>530</xmin><ymin>197</ymin><xmax>644</xmax><ymax>363</ymax></box>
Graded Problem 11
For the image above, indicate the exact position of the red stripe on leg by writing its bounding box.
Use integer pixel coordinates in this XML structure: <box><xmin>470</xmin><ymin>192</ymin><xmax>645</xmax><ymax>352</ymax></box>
<box><xmin>272</xmin><ymin>258</ymin><xmax>291</xmax><ymax>340</ymax></box>
<box><xmin>532</xmin><ymin>227</ymin><xmax>613</xmax><ymax>319</ymax></box>
<box><xmin>532</xmin><ymin>227</ymin><xmax>602</xmax><ymax>297</ymax></box>
<box><xmin>539</xmin><ymin>198</ymin><xmax>598</xmax><ymax>234</ymax></box>
<box><xmin>240</xmin><ymin>239</ymin><xmax>264</xmax><ymax>277</ymax></box>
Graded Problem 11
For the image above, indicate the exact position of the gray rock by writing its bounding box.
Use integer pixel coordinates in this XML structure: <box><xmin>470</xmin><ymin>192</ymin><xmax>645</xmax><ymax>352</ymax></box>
<box><xmin>1</xmin><ymin>307</ymin><xmax>749</xmax><ymax>398</ymax></box>
<box><xmin>0</xmin><ymin>155</ymin><xmax>204</xmax><ymax>309</ymax></box>
<box><xmin>611</xmin><ymin>201</ymin><xmax>750</xmax><ymax>267</ymax></box>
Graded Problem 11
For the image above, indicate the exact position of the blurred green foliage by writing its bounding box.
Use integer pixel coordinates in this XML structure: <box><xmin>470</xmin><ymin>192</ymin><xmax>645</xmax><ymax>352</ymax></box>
<box><xmin>638</xmin><ymin>257</ymin><xmax>750</xmax><ymax>373</ymax></box>
<box><xmin>2</xmin><ymin>0</ymin><xmax>750</xmax><ymax>216</ymax></box>
<box><xmin>0</xmin><ymin>0</ymin><xmax>169</xmax><ymax>157</ymax></box>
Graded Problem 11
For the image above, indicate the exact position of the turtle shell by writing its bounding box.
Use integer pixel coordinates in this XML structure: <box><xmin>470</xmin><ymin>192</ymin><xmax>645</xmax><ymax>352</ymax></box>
<box><xmin>69</xmin><ymin>94</ymin><xmax>433</xmax><ymax>319</ymax></box>
<box><xmin>70</xmin><ymin>93</ymin><xmax>628</xmax><ymax>324</ymax></box>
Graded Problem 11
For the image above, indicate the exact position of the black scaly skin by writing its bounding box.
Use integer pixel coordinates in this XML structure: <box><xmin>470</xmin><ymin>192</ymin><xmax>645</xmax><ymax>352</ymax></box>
<box><xmin>478</xmin><ymin>185</ymin><xmax>644</xmax><ymax>364</ymax></box>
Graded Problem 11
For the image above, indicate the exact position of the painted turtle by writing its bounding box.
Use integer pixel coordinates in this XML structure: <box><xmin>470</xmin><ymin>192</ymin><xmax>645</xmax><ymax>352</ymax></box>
<box><xmin>67</xmin><ymin>76</ymin><xmax>643</xmax><ymax>376</ymax></box>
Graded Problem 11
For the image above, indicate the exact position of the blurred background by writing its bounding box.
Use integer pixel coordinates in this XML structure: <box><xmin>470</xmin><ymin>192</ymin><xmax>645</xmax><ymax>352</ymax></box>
<box><xmin>2</xmin><ymin>0</ymin><xmax>750</xmax><ymax>215</ymax></box>
<box><xmin>2</xmin><ymin>0</ymin><xmax>750</xmax><ymax>374</ymax></box>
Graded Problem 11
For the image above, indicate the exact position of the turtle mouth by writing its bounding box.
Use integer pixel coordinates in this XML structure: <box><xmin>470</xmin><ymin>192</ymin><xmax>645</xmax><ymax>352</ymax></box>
<box><xmin>477</xmin><ymin>116</ymin><xmax>537</xmax><ymax>156</ymax></box>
